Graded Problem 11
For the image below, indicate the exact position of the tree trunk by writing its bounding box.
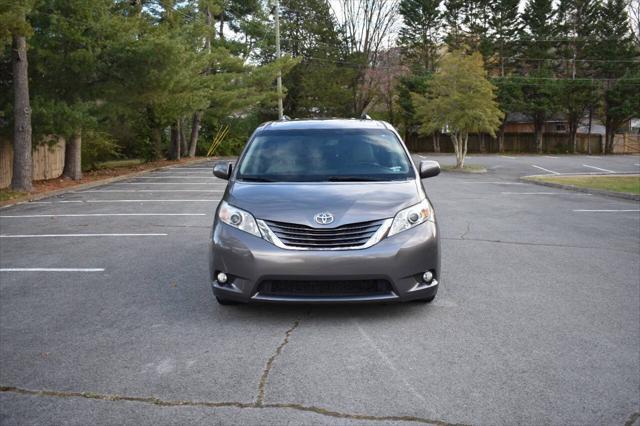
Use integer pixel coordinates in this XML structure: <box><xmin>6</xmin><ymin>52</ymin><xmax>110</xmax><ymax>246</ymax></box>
<box><xmin>461</xmin><ymin>132</ymin><xmax>468</xmax><ymax>168</ymax></box>
<box><xmin>219</xmin><ymin>11</ymin><xmax>224</xmax><ymax>40</ymax></box>
<box><xmin>534</xmin><ymin>118</ymin><xmax>544</xmax><ymax>154</ymax></box>
<box><xmin>479</xmin><ymin>133</ymin><xmax>487</xmax><ymax>153</ymax></box>
<box><xmin>452</xmin><ymin>133</ymin><xmax>461</xmax><ymax>167</ymax></box>
<box><xmin>587</xmin><ymin>106</ymin><xmax>593</xmax><ymax>155</ymax></box>
<box><xmin>452</xmin><ymin>131</ymin><xmax>467</xmax><ymax>168</ymax></box>
<box><xmin>179</xmin><ymin>118</ymin><xmax>187</xmax><ymax>154</ymax></box>
<box><xmin>432</xmin><ymin>132</ymin><xmax>440</xmax><ymax>153</ymax></box>
<box><xmin>188</xmin><ymin>111</ymin><xmax>201</xmax><ymax>157</ymax></box>
<box><xmin>568</xmin><ymin>118</ymin><xmax>578</xmax><ymax>154</ymax></box>
<box><xmin>63</xmin><ymin>130</ymin><xmax>82</xmax><ymax>180</ymax></box>
<box><xmin>151</xmin><ymin>127</ymin><xmax>162</xmax><ymax>160</ymax></box>
<box><xmin>10</xmin><ymin>35</ymin><xmax>32</xmax><ymax>192</ymax></box>
<box><xmin>497</xmin><ymin>123</ymin><xmax>505</xmax><ymax>153</ymax></box>
<box><xmin>170</xmin><ymin>122</ymin><xmax>180</xmax><ymax>160</ymax></box>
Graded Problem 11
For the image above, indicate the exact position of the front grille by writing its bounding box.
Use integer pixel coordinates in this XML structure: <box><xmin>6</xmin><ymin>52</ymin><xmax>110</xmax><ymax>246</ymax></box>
<box><xmin>258</xmin><ymin>279</ymin><xmax>393</xmax><ymax>297</ymax></box>
<box><xmin>263</xmin><ymin>218</ymin><xmax>384</xmax><ymax>249</ymax></box>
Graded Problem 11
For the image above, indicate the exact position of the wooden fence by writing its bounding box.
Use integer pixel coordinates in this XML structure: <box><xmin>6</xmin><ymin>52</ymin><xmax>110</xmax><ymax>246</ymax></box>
<box><xmin>613</xmin><ymin>134</ymin><xmax>640</xmax><ymax>154</ymax></box>
<box><xmin>0</xmin><ymin>137</ymin><xmax>66</xmax><ymax>189</ymax></box>
<box><xmin>405</xmin><ymin>132</ymin><xmax>606</xmax><ymax>154</ymax></box>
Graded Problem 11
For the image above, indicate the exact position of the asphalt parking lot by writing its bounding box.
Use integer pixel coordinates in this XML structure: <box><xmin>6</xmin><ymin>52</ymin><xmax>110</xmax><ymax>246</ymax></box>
<box><xmin>1</xmin><ymin>155</ymin><xmax>639</xmax><ymax>425</ymax></box>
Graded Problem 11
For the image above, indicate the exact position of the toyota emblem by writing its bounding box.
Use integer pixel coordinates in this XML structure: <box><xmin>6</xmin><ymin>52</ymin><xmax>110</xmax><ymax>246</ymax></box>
<box><xmin>314</xmin><ymin>212</ymin><xmax>334</xmax><ymax>225</ymax></box>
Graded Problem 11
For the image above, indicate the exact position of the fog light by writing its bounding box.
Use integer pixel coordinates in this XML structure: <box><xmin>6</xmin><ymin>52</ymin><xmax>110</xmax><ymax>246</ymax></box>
<box><xmin>422</xmin><ymin>271</ymin><xmax>433</xmax><ymax>283</ymax></box>
<box><xmin>217</xmin><ymin>272</ymin><xmax>228</xmax><ymax>284</ymax></box>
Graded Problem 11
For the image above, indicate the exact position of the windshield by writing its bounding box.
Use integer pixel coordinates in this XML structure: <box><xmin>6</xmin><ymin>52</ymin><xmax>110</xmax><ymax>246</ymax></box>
<box><xmin>237</xmin><ymin>129</ymin><xmax>414</xmax><ymax>182</ymax></box>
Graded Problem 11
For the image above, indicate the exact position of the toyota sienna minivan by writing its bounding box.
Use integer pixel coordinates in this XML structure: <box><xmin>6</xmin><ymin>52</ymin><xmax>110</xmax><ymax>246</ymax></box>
<box><xmin>209</xmin><ymin>119</ymin><xmax>441</xmax><ymax>305</ymax></box>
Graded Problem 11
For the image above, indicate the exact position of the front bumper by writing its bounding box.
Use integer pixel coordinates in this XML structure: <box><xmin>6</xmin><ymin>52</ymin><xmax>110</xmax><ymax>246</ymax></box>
<box><xmin>208</xmin><ymin>220</ymin><xmax>440</xmax><ymax>304</ymax></box>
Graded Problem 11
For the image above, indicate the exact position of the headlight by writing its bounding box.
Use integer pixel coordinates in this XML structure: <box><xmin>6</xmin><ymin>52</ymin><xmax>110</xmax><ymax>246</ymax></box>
<box><xmin>218</xmin><ymin>201</ymin><xmax>261</xmax><ymax>237</ymax></box>
<box><xmin>388</xmin><ymin>199</ymin><xmax>431</xmax><ymax>237</ymax></box>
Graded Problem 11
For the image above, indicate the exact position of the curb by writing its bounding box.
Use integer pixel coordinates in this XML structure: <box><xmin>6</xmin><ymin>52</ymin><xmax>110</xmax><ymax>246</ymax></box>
<box><xmin>520</xmin><ymin>174</ymin><xmax>640</xmax><ymax>201</ymax></box>
<box><xmin>0</xmin><ymin>158</ymin><xmax>215</xmax><ymax>209</ymax></box>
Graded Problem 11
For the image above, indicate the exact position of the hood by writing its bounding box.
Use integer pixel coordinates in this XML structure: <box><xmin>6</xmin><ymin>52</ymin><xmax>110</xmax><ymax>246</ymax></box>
<box><xmin>226</xmin><ymin>180</ymin><xmax>423</xmax><ymax>227</ymax></box>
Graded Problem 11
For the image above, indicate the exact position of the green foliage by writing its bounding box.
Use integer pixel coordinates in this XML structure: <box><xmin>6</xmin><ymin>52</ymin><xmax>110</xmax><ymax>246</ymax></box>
<box><xmin>412</xmin><ymin>51</ymin><xmax>504</xmax><ymax>137</ymax></box>
<box><xmin>398</xmin><ymin>0</ymin><xmax>442</xmax><ymax>73</ymax></box>
<box><xmin>0</xmin><ymin>0</ymin><xmax>33</xmax><ymax>45</ymax></box>
<box><xmin>81</xmin><ymin>130</ymin><xmax>121</xmax><ymax>171</ymax></box>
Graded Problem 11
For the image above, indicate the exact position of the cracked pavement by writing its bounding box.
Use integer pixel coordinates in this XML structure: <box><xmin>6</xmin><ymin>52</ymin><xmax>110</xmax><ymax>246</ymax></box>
<box><xmin>1</xmin><ymin>155</ymin><xmax>639</xmax><ymax>425</ymax></box>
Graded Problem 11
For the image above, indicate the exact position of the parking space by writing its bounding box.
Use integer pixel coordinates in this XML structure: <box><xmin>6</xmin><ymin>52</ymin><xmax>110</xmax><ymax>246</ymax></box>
<box><xmin>1</xmin><ymin>157</ymin><xmax>639</xmax><ymax>425</ymax></box>
<box><xmin>419</xmin><ymin>153</ymin><xmax>640</xmax><ymax>179</ymax></box>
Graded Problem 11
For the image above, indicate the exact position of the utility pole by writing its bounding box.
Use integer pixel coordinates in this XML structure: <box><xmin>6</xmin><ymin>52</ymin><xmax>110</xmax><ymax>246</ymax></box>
<box><xmin>274</xmin><ymin>0</ymin><xmax>283</xmax><ymax>119</ymax></box>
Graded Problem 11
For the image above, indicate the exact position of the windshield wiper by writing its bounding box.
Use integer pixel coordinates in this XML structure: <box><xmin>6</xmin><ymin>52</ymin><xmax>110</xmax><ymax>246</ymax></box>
<box><xmin>327</xmin><ymin>176</ymin><xmax>387</xmax><ymax>182</ymax></box>
<box><xmin>239</xmin><ymin>176</ymin><xmax>276</xmax><ymax>182</ymax></box>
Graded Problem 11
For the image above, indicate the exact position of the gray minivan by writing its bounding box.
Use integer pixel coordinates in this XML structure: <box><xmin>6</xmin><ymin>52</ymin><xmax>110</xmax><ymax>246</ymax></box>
<box><xmin>209</xmin><ymin>119</ymin><xmax>440</xmax><ymax>305</ymax></box>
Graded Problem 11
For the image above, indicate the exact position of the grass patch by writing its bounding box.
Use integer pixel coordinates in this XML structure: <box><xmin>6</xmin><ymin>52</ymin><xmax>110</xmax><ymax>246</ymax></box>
<box><xmin>529</xmin><ymin>175</ymin><xmax>640</xmax><ymax>195</ymax></box>
<box><xmin>93</xmin><ymin>158</ymin><xmax>144</xmax><ymax>170</ymax></box>
<box><xmin>0</xmin><ymin>190</ymin><xmax>26</xmax><ymax>202</ymax></box>
<box><xmin>441</xmin><ymin>164</ymin><xmax>487</xmax><ymax>173</ymax></box>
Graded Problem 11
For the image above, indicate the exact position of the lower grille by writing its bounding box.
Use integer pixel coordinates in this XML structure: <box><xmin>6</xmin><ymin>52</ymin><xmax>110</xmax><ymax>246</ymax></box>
<box><xmin>257</xmin><ymin>279</ymin><xmax>393</xmax><ymax>297</ymax></box>
<box><xmin>263</xmin><ymin>219</ymin><xmax>384</xmax><ymax>249</ymax></box>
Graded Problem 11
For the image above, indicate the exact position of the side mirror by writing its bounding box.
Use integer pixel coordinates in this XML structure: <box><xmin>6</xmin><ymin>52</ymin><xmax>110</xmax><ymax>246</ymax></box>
<box><xmin>419</xmin><ymin>160</ymin><xmax>440</xmax><ymax>178</ymax></box>
<box><xmin>213</xmin><ymin>162</ymin><xmax>233</xmax><ymax>180</ymax></box>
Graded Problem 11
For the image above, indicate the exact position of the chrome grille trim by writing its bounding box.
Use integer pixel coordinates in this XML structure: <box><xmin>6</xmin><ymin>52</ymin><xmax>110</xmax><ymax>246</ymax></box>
<box><xmin>257</xmin><ymin>218</ymin><xmax>393</xmax><ymax>251</ymax></box>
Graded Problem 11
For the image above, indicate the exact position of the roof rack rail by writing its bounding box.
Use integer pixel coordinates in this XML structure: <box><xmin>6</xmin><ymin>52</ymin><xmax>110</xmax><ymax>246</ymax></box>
<box><xmin>279</xmin><ymin>115</ymin><xmax>291</xmax><ymax>121</ymax></box>
<box><xmin>360</xmin><ymin>113</ymin><xmax>372</xmax><ymax>120</ymax></box>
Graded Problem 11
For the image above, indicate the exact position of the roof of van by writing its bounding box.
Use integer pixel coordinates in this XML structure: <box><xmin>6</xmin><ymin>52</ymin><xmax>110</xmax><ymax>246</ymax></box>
<box><xmin>257</xmin><ymin>118</ymin><xmax>392</xmax><ymax>131</ymax></box>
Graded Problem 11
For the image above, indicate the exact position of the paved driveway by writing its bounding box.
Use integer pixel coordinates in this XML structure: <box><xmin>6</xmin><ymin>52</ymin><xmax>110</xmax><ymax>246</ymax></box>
<box><xmin>1</xmin><ymin>156</ymin><xmax>639</xmax><ymax>425</ymax></box>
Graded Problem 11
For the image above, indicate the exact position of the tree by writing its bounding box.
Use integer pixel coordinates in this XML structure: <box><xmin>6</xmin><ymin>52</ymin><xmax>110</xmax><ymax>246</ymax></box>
<box><xmin>556</xmin><ymin>79</ymin><xmax>597</xmax><ymax>152</ymax></box>
<box><xmin>519</xmin><ymin>73</ymin><xmax>559</xmax><ymax>153</ymax></box>
<box><xmin>1</xmin><ymin>0</ymin><xmax>33</xmax><ymax>191</ymax></box>
<box><xmin>488</xmin><ymin>0</ymin><xmax>520</xmax><ymax>76</ymax></box>
<box><xmin>592</xmin><ymin>0</ymin><xmax>640</xmax><ymax>153</ymax></box>
<box><xmin>443</xmin><ymin>0</ymin><xmax>466</xmax><ymax>50</ymax></box>
<box><xmin>493</xmin><ymin>77</ymin><xmax>524</xmax><ymax>152</ymax></box>
<box><xmin>398</xmin><ymin>0</ymin><xmax>442</xmax><ymax>74</ymax></box>
<box><xmin>519</xmin><ymin>0</ymin><xmax>556</xmax><ymax>73</ymax></box>
<box><xmin>271</xmin><ymin>0</ymin><xmax>353</xmax><ymax>118</ymax></box>
<box><xmin>333</xmin><ymin>0</ymin><xmax>401</xmax><ymax>114</ymax></box>
<box><xmin>412</xmin><ymin>51</ymin><xmax>503</xmax><ymax>168</ymax></box>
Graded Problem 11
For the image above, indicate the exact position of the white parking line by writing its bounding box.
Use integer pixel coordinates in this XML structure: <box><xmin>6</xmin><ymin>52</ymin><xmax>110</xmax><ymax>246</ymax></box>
<box><xmin>531</xmin><ymin>164</ymin><xmax>560</xmax><ymax>174</ymax></box>
<box><xmin>502</xmin><ymin>192</ymin><xmax>591</xmax><ymax>195</ymax></box>
<box><xmin>20</xmin><ymin>199</ymin><xmax>219</xmax><ymax>204</ymax></box>
<box><xmin>132</xmin><ymin>176</ymin><xmax>219</xmax><ymax>179</ymax></box>
<box><xmin>26</xmin><ymin>201</ymin><xmax>84</xmax><ymax>204</ymax></box>
<box><xmin>167</xmin><ymin>167</ymin><xmax>213</xmax><ymax>170</ymax></box>
<box><xmin>115</xmin><ymin>182</ymin><xmax>221</xmax><ymax>185</ymax></box>
<box><xmin>85</xmin><ymin>199</ymin><xmax>219</xmax><ymax>203</ymax></box>
<box><xmin>0</xmin><ymin>213</ymin><xmax>207</xmax><ymax>218</ymax></box>
<box><xmin>75</xmin><ymin>189</ymin><xmax>224</xmax><ymax>193</ymax></box>
<box><xmin>0</xmin><ymin>233</ymin><xmax>168</xmax><ymax>238</ymax></box>
<box><xmin>0</xmin><ymin>268</ymin><xmax>105</xmax><ymax>272</ymax></box>
<box><xmin>501</xmin><ymin>155</ymin><xmax>516</xmax><ymax>159</ymax></box>
<box><xmin>462</xmin><ymin>181</ymin><xmax>525</xmax><ymax>185</ymax></box>
<box><xmin>544</xmin><ymin>155</ymin><xmax>559</xmax><ymax>159</ymax></box>
<box><xmin>573</xmin><ymin>209</ymin><xmax>640</xmax><ymax>212</ymax></box>
<box><xmin>582</xmin><ymin>164</ymin><xmax>615</xmax><ymax>173</ymax></box>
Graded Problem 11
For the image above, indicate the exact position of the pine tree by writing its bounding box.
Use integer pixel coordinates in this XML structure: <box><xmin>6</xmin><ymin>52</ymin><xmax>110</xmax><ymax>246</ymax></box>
<box><xmin>520</xmin><ymin>0</ymin><xmax>556</xmax><ymax>72</ymax></box>
<box><xmin>1</xmin><ymin>0</ymin><xmax>34</xmax><ymax>191</ymax></box>
<box><xmin>398</xmin><ymin>0</ymin><xmax>442</xmax><ymax>74</ymax></box>
<box><xmin>592</xmin><ymin>0</ymin><xmax>640</xmax><ymax>153</ymax></box>
<box><xmin>519</xmin><ymin>0</ymin><xmax>559</xmax><ymax>152</ymax></box>
<box><xmin>489</xmin><ymin>0</ymin><xmax>520</xmax><ymax>76</ymax></box>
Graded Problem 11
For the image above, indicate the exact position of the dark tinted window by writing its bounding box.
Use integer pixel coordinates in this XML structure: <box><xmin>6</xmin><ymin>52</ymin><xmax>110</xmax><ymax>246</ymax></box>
<box><xmin>237</xmin><ymin>129</ymin><xmax>414</xmax><ymax>182</ymax></box>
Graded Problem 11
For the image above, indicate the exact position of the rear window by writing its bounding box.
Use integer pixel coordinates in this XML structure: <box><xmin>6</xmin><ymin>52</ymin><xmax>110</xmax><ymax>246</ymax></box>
<box><xmin>237</xmin><ymin>129</ymin><xmax>414</xmax><ymax>182</ymax></box>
